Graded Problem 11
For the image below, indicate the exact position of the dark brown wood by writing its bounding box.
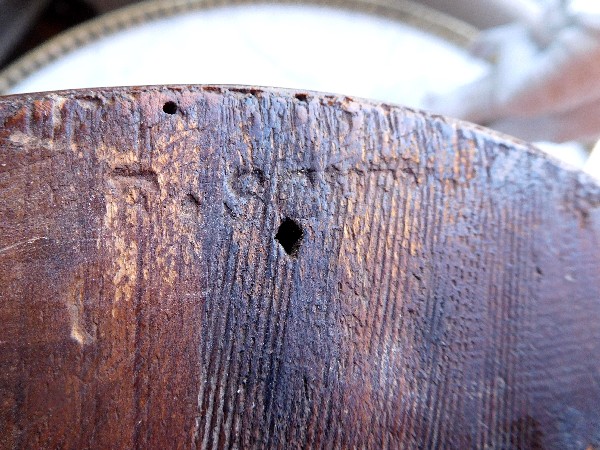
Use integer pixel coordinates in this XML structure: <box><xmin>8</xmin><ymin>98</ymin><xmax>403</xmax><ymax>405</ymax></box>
<box><xmin>1</xmin><ymin>85</ymin><xmax>599</xmax><ymax>449</ymax></box>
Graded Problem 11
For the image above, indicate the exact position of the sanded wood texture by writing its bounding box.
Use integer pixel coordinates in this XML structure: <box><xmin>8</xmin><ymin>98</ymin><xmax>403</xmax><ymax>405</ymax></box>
<box><xmin>1</xmin><ymin>86</ymin><xmax>599</xmax><ymax>449</ymax></box>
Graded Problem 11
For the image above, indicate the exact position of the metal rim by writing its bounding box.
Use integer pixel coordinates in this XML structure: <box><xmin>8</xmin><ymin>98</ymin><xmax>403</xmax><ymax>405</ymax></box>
<box><xmin>0</xmin><ymin>0</ymin><xmax>479</xmax><ymax>94</ymax></box>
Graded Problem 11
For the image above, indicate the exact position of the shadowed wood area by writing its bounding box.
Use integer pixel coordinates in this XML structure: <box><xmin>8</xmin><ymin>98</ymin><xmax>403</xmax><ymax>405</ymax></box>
<box><xmin>0</xmin><ymin>85</ymin><xmax>599</xmax><ymax>449</ymax></box>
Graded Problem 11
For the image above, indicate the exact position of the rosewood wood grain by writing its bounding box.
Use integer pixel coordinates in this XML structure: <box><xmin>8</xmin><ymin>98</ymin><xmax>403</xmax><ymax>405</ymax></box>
<box><xmin>0</xmin><ymin>86</ymin><xmax>599</xmax><ymax>449</ymax></box>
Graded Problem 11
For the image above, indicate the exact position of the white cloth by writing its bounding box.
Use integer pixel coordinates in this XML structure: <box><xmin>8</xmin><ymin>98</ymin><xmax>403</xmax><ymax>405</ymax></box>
<box><xmin>7</xmin><ymin>4</ymin><xmax>487</xmax><ymax>111</ymax></box>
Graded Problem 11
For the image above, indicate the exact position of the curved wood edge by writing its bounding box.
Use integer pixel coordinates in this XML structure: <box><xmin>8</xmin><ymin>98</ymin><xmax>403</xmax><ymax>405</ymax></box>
<box><xmin>1</xmin><ymin>85</ymin><xmax>599</xmax><ymax>449</ymax></box>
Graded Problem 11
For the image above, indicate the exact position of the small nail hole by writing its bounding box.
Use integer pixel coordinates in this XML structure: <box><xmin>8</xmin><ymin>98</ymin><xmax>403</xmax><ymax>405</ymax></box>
<box><xmin>275</xmin><ymin>218</ymin><xmax>303</xmax><ymax>256</ymax></box>
<box><xmin>163</xmin><ymin>101</ymin><xmax>178</xmax><ymax>114</ymax></box>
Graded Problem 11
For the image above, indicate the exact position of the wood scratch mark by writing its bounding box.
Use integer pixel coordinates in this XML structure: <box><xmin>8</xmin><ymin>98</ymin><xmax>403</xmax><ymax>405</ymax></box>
<box><xmin>67</xmin><ymin>282</ymin><xmax>93</xmax><ymax>346</ymax></box>
<box><xmin>0</xmin><ymin>236</ymin><xmax>49</xmax><ymax>256</ymax></box>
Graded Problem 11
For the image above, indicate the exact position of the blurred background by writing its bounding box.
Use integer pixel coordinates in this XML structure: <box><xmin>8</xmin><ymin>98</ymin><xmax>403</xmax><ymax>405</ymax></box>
<box><xmin>1</xmin><ymin>0</ymin><xmax>96</xmax><ymax>69</ymax></box>
<box><xmin>0</xmin><ymin>0</ymin><xmax>518</xmax><ymax>70</ymax></box>
<box><xmin>0</xmin><ymin>0</ymin><xmax>501</xmax><ymax>112</ymax></box>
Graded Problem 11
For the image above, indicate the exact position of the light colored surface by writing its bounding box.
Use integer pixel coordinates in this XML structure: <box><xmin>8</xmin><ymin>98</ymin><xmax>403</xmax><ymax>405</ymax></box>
<box><xmin>586</xmin><ymin>140</ymin><xmax>600</xmax><ymax>180</ymax></box>
<box><xmin>535</xmin><ymin>140</ymin><xmax>590</xmax><ymax>169</ymax></box>
<box><xmin>8</xmin><ymin>4</ymin><xmax>489</xmax><ymax>110</ymax></box>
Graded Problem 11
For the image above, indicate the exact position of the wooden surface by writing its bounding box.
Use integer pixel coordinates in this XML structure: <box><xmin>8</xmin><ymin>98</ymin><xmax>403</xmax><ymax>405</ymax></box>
<box><xmin>0</xmin><ymin>85</ymin><xmax>599</xmax><ymax>449</ymax></box>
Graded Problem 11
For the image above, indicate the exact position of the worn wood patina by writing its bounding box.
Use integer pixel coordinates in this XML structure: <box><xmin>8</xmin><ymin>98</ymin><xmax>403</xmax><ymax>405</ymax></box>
<box><xmin>0</xmin><ymin>86</ymin><xmax>599</xmax><ymax>449</ymax></box>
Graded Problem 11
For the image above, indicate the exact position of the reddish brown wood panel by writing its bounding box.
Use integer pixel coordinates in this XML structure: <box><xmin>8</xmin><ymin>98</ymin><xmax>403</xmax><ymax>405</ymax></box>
<box><xmin>0</xmin><ymin>86</ymin><xmax>599</xmax><ymax>449</ymax></box>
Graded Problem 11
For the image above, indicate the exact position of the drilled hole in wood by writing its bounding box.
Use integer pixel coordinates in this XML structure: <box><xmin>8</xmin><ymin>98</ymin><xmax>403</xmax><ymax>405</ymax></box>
<box><xmin>275</xmin><ymin>218</ymin><xmax>303</xmax><ymax>256</ymax></box>
<box><xmin>163</xmin><ymin>101</ymin><xmax>178</xmax><ymax>114</ymax></box>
